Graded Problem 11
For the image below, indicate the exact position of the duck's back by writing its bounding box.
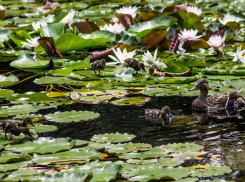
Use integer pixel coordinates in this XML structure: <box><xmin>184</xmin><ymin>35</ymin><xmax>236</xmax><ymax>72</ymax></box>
<box><xmin>145</xmin><ymin>109</ymin><xmax>162</xmax><ymax>118</ymax></box>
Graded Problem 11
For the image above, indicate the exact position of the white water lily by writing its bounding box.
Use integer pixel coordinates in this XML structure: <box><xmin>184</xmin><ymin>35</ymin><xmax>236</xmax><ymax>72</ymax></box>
<box><xmin>32</xmin><ymin>21</ymin><xmax>47</xmax><ymax>31</ymax></box>
<box><xmin>60</xmin><ymin>10</ymin><xmax>75</xmax><ymax>27</ymax></box>
<box><xmin>226</xmin><ymin>46</ymin><xmax>245</xmax><ymax>64</ymax></box>
<box><xmin>100</xmin><ymin>23</ymin><xmax>125</xmax><ymax>34</ymax></box>
<box><xmin>22</xmin><ymin>37</ymin><xmax>39</xmax><ymax>50</ymax></box>
<box><xmin>142</xmin><ymin>49</ymin><xmax>167</xmax><ymax>67</ymax></box>
<box><xmin>219</xmin><ymin>14</ymin><xmax>242</xmax><ymax>25</ymax></box>
<box><xmin>108</xmin><ymin>48</ymin><xmax>136</xmax><ymax>64</ymax></box>
<box><xmin>116</xmin><ymin>6</ymin><xmax>138</xmax><ymax>18</ymax></box>
<box><xmin>186</xmin><ymin>6</ymin><xmax>202</xmax><ymax>16</ymax></box>
<box><xmin>178</xmin><ymin>29</ymin><xmax>202</xmax><ymax>42</ymax></box>
<box><xmin>207</xmin><ymin>35</ymin><xmax>224</xmax><ymax>49</ymax></box>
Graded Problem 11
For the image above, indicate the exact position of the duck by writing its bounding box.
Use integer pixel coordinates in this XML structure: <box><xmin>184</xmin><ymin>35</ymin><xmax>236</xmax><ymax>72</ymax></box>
<box><xmin>190</xmin><ymin>79</ymin><xmax>245</xmax><ymax>110</ymax></box>
<box><xmin>149</xmin><ymin>64</ymin><xmax>164</xmax><ymax>76</ymax></box>
<box><xmin>124</xmin><ymin>58</ymin><xmax>146</xmax><ymax>76</ymax></box>
<box><xmin>90</xmin><ymin>59</ymin><xmax>106</xmax><ymax>76</ymax></box>
<box><xmin>0</xmin><ymin>117</ymin><xmax>35</xmax><ymax>139</ymax></box>
<box><xmin>145</xmin><ymin>106</ymin><xmax>172</xmax><ymax>124</ymax></box>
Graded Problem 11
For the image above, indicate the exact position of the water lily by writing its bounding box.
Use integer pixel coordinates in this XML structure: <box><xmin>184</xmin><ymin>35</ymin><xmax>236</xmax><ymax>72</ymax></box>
<box><xmin>116</xmin><ymin>6</ymin><xmax>138</xmax><ymax>18</ymax></box>
<box><xmin>186</xmin><ymin>6</ymin><xmax>202</xmax><ymax>16</ymax></box>
<box><xmin>142</xmin><ymin>49</ymin><xmax>167</xmax><ymax>67</ymax></box>
<box><xmin>219</xmin><ymin>14</ymin><xmax>242</xmax><ymax>25</ymax></box>
<box><xmin>32</xmin><ymin>21</ymin><xmax>47</xmax><ymax>31</ymax></box>
<box><xmin>108</xmin><ymin>48</ymin><xmax>136</xmax><ymax>64</ymax></box>
<box><xmin>111</xmin><ymin>17</ymin><xmax>120</xmax><ymax>24</ymax></box>
<box><xmin>178</xmin><ymin>29</ymin><xmax>202</xmax><ymax>42</ymax></box>
<box><xmin>60</xmin><ymin>10</ymin><xmax>75</xmax><ymax>27</ymax></box>
<box><xmin>226</xmin><ymin>46</ymin><xmax>245</xmax><ymax>64</ymax></box>
<box><xmin>22</xmin><ymin>37</ymin><xmax>39</xmax><ymax>50</ymax></box>
<box><xmin>100</xmin><ymin>23</ymin><xmax>125</xmax><ymax>34</ymax></box>
<box><xmin>207</xmin><ymin>35</ymin><xmax>224</xmax><ymax>49</ymax></box>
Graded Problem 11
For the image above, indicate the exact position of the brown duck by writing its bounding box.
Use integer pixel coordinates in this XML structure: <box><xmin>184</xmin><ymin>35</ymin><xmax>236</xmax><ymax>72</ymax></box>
<box><xmin>124</xmin><ymin>58</ymin><xmax>146</xmax><ymax>76</ymax></box>
<box><xmin>0</xmin><ymin>117</ymin><xmax>35</xmax><ymax>139</ymax></box>
<box><xmin>145</xmin><ymin>106</ymin><xmax>172</xmax><ymax>124</ymax></box>
<box><xmin>91</xmin><ymin>59</ymin><xmax>106</xmax><ymax>76</ymax></box>
<box><xmin>190</xmin><ymin>79</ymin><xmax>245</xmax><ymax>110</ymax></box>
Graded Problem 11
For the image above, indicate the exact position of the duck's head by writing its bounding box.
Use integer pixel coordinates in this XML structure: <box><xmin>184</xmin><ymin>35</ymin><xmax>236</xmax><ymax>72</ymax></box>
<box><xmin>189</xmin><ymin>79</ymin><xmax>209</xmax><ymax>91</ymax></box>
<box><xmin>161</xmin><ymin>106</ymin><xmax>172</xmax><ymax>117</ymax></box>
<box><xmin>23</xmin><ymin>117</ymin><xmax>35</xmax><ymax>127</ymax></box>
<box><xmin>138</xmin><ymin>62</ymin><xmax>146</xmax><ymax>72</ymax></box>
<box><xmin>101</xmin><ymin>59</ymin><xmax>106</xmax><ymax>66</ymax></box>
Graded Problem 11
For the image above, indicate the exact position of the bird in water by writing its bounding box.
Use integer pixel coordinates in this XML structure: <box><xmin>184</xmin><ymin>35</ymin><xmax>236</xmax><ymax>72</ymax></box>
<box><xmin>145</xmin><ymin>106</ymin><xmax>172</xmax><ymax>125</ymax></box>
<box><xmin>190</xmin><ymin>79</ymin><xmax>245</xmax><ymax>111</ymax></box>
<box><xmin>0</xmin><ymin>117</ymin><xmax>35</xmax><ymax>139</ymax></box>
<box><xmin>124</xmin><ymin>58</ymin><xmax>146</xmax><ymax>76</ymax></box>
<box><xmin>90</xmin><ymin>59</ymin><xmax>106</xmax><ymax>76</ymax></box>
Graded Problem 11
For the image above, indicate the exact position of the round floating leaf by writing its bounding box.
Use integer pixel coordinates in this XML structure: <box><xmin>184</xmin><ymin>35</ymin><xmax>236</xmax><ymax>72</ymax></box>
<box><xmin>81</xmin><ymin>142</ymin><xmax>107</xmax><ymax>150</ymax></box>
<box><xmin>91</xmin><ymin>133</ymin><xmax>135</xmax><ymax>143</ymax></box>
<box><xmin>189</xmin><ymin>165</ymin><xmax>232</xmax><ymax>177</ymax></box>
<box><xmin>40</xmin><ymin>23</ymin><xmax>65</xmax><ymax>37</ymax></box>
<box><xmin>34</xmin><ymin>76</ymin><xmax>83</xmax><ymax>85</ymax></box>
<box><xmin>158</xmin><ymin>157</ymin><xmax>183</xmax><ymax>167</ymax></box>
<box><xmin>45</xmin><ymin>110</ymin><xmax>100</xmax><ymax>123</ymax></box>
<box><xmin>0</xmin><ymin>161</ymin><xmax>31</xmax><ymax>173</ymax></box>
<box><xmin>10</xmin><ymin>55</ymin><xmax>48</xmax><ymax>69</ymax></box>
<box><xmin>0</xmin><ymin>104</ymin><xmax>38</xmax><ymax>117</ymax></box>
<box><xmin>32</xmin><ymin>123</ymin><xmax>57</xmax><ymax>133</ymax></box>
<box><xmin>119</xmin><ymin>147</ymin><xmax>168</xmax><ymax>160</ymax></box>
<box><xmin>105</xmin><ymin>143</ymin><xmax>152</xmax><ymax>154</ymax></box>
<box><xmin>0</xmin><ymin>89</ymin><xmax>14</xmax><ymax>98</ymax></box>
<box><xmin>171</xmin><ymin>151</ymin><xmax>208</xmax><ymax>158</ymax></box>
<box><xmin>38</xmin><ymin>172</ymin><xmax>91</xmax><ymax>182</ymax></box>
<box><xmin>0</xmin><ymin>151</ymin><xmax>30</xmax><ymax>163</ymax></box>
<box><xmin>5</xmin><ymin>137</ymin><xmax>75</xmax><ymax>154</ymax></box>
<box><xmin>126</xmin><ymin>159</ymin><xmax>158</xmax><ymax>165</ymax></box>
<box><xmin>110</xmin><ymin>97</ymin><xmax>151</xmax><ymax>106</ymax></box>
<box><xmin>122</xmin><ymin>165</ymin><xmax>190</xmax><ymax>181</ymax></box>
<box><xmin>0</xmin><ymin>73</ymin><xmax>19</xmax><ymax>87</ymax></box>
<box><xmin>32</xmin><ymin>149</ymin><xmax>101</xmax><ymax>164</ymax></box>
<box><xmin>73</xmin><ymin>140</ymin><xmax>88</xmax><ymax>148</ymax></box>
<box><xmin>162</xmin><ymin>143</ymin><xmax>204</xmax><ymax>153</ymax></box>
<box><xmin>3</xmin><ymin>168</ymin><xmax>44</xmax><ymax>182</ymax></box>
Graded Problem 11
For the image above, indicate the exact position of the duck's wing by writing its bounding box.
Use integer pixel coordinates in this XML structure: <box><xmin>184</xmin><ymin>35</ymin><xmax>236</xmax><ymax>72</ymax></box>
<box><xmin>229</xmin><ymin>87</ymin><xmax>242</xmax><ymax>99</ymax></box>
<box><xmin>207</xmin><ymin>93</ymin><xmax>229</xmax><ymax>108</ymax></box>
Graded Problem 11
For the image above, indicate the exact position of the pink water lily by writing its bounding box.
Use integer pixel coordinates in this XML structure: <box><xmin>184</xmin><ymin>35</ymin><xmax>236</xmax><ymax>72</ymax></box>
<box><xmin>186</xmin><ymin>6</ymin><xmax>202</xmax><ymax>16</ymax></box>
<box><xmin>178</xmin><ymin>29</ymin><xmax>202</xmax><ymax>42</ymax></box>
<box><xmin>207</xmin><ymin>35</ymin><xmax>224</xmax><ymax>49</ymax></box>
<box><xmin>111</xmin><ymin>17</ymin><xmax>120</xmax><ymax>24</ymax></box>
<box><xmin>100</xmin><ymin>23</ymin><xmax>125</xmax><ymax>34</ymax></box>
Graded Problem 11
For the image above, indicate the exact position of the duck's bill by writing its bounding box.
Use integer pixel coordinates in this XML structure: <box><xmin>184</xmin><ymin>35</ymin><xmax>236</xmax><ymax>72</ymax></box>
<box><xmin>143</xmin><ymin>68</ymin><xmax>147</xmax><ymax>72</ymax></box>
<box><xmin>31</xmin><ymin>123</ymin><xmax>35</xmax><ymax>127</ymax></box>
<box><xmin>189</xmin><ymin>86</ymin><xmax>198</xmax><ymax>91</ymax></box>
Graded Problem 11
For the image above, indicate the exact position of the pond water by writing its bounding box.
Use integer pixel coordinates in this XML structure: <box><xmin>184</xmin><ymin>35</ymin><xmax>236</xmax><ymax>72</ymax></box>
<box><xmin>32</xmin><ymin>92</ymin><xmax>245</xmax><ymax>181</ymax></box>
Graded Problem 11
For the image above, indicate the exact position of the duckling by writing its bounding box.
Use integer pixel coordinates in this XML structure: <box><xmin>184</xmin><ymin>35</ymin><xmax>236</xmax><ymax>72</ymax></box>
<box><xmin>149</xmin><ymin>64</ymin><xmax>164</xmax><ymax>76</ymax></box>
<box><xmin>5</xmin><ymin>126</ymin><xmax>32</xmax><ymax>140</ymax></box>
<box><xmin>0</xmin><ymin>117</ymin><xmax>35</xmax><ymax>140</ymax></box>
<box><xmin>91</xmin><ymin>59</ymin><xmax>106</xmax><ymax>76</ymax></box>
<box><xmin>124</xmin><ymin>58</ymin><xmax>146</xmax><ymax>77</ymax></box>
<box><xmin>190</xmin><ymin>79</ymin><xmax>245</xmax><ymax>110</ymax></box>
<box><xmin>145</xmin><ymin>106</ymin><xmax>172</xmax><ymax>124</ymax></box>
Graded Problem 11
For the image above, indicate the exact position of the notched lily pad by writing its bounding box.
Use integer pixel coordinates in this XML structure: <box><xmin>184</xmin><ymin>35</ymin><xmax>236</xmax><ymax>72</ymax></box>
<box><xmin>45</xmin><ymin>110</ymin><xmax>100</xmax><ymax>123</ymax></box>
<box><xmin>91</xmin><ymin>133</ymin><xmax>135</xmax><ymax>143</ymax></box>
<box><xmin>110</xmin><ymin>97</ymin><xmax>151</xmax><ymax>106</ymax></box>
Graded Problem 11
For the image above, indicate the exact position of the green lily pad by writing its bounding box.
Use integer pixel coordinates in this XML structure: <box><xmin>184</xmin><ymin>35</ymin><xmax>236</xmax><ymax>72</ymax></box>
<box><xmin>0</xmin><ymin>161</ymin><xmax>31</xmax><ymax>173</ymax></box>
<box><xmin>105</xmin><ymin>143</ymin><xmax>152</xmax><ymax>154</ymax></box>
<box><xmin>3</xmin><ymin>168</ymin><xmax>44</xmax><ymax>182</ymax></box>
<box><xmin>38</xmin><ymin>172</ymin><xmax>91</xmax><ymax>182</ymax></box>
<box><xmin>122</xmin><ymin>165</ymin><xmax>190</xmax><ymax>181</ymax></box>
<box><xmin>189</xmin><ymin>164</ymin><xmax>232</xmax><ymax>177</ymax></box>
<box><xmin>91</xmin><ymin>133</ymin><xmax>135</xmax><ymax>143</ymax></box>
<box><xmin>0</xmin><ymin>73</ymin><xmax>19</xmax><ymax>87</ymax></box>
<box><xmin>32</xmin><ymin>149</ymin><xmax>102</xmax><ymax>164</ymax></box>
<box><xmin>0</xmin><ymin>89</ymin><xmax>14</xmax><ymax>98</ymax></box>
<box><xmin>45</xmin><ymin>110</ymin><xmax>100</xmax><ymax>123</ymax></box>
<box><xmin>34</xmin><ymin>76</ymin><xmax>84</xmax><ymax>85</ymax></box>
<box><xmin>126</xmin><ymin>158</ymin><xmax>158</xmax><ymax>165</ymax></box>
<box><xmin>119</xmin><ymin>147</ymin><xmax>168</xmax><ymax>160</ymax></box>
<box><xmin>110</xmin><ymin>97</ymin><xmax>150</xmax><ymax>106</ymax></box>
<box><xmin>162</xmin><ymin>143</ymin><xmax>204</xmax><ymax>153</ymax></box>
<box><xmin>0</xmin><ymin>151</ymin><xmax>30</xmax><ymax>163</ymax></box>
<box><xmin>0</xmin><ymin>104</ymin><xmax>38</xmax><ymax>117</ymax></box>
<box><xmin>32</xmin><ymin>123</ymin><xmax>57</xmax><ymax>133</ymax></box>
<box><xmin>80</xmin><ymin>142</ymin><xmax>107</xmax><ymax>150</ymax></box>
<box><xmin>128</xmin><ymin>16</ymin><xmax>177</xmax><ymax>37</ymax></box>
<box><xmin>158</xmin><ymin>157</ymin><xmax>184</xmax><ymax>167</ymax></box>
<box><xmin>5</xmin><ymin>137</ymin><xmax>75</xmax><ymax>154</ymax></box>
<box><xmin>40</xmin><ymin>23</ymin><xmax>65</xmax><ymax>37</ymax></box>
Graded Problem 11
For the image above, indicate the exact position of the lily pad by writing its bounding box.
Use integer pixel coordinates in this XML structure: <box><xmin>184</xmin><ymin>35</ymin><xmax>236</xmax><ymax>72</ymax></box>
<box><xmin>32</xmin><ymin>123</ymin><xmax>57</xmax><ymax>133</ymax></box>
<box><xmin>0</xmin><ymin>161</ymin><xmax>31</xmax><ymax>173</ymax></box>
<box><xmin>38</xmin><ymin>172</ymin><xmax>91</xmax><ymax>182</ymax></box>
<box><xmin>5</xmin><ymin>137</ymin><xmax>75</xmax><ymax>154</ymax></box>
<box><xmin>0</xmin><ymin>104</ymin><xmax>38</xmax><ymax>117</ymax></box>
<box><xmin>45</xmin><ymin>110</ymin><xmax>100</xmax><ymax>123</ymax></box>
<box><xmin>0</xmin><ymin>89</ymin><xmax>14</xmax><ymax>98</ymax></box>
<box><xmin>162</xmin><ymin>143</ymin><xmax>204</xmax><ymax>153</ymax></box>
<box><xmin>0</xmin><ymin>151</ymin><xmax>30</xmax><ymax>163</ymax></box>
<box><xmin>0</xmin><ymin>73</ymin><xmax>19</xmax><ymax>87</ymax></box>
<box><xmin>105</xmin><ymin>143</ymin><xmax>152</xmax><ymax>154</ymax></box>
<box><xmin>110</xmin><ymin>97</ymin><xmax>150</xmax><ymax>106</ymax></box>
<box><xmin>91</xmin><ymin>133</ymin><xmax>135</xmax><ymax>143</ymax></box>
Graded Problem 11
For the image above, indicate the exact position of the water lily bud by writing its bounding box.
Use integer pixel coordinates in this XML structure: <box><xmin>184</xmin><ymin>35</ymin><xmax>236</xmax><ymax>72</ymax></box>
<box><xmin>72</xmin><ymin>26</ymin><xmax>79</xmax><ymax>35</ymax></box>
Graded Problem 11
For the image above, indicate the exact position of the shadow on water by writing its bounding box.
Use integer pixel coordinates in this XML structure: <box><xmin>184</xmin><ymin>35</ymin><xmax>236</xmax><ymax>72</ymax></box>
<box><xmin>35</xmin><ymin>95</ymin><xmax>245</xmax><ymax>181</ymax></box>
